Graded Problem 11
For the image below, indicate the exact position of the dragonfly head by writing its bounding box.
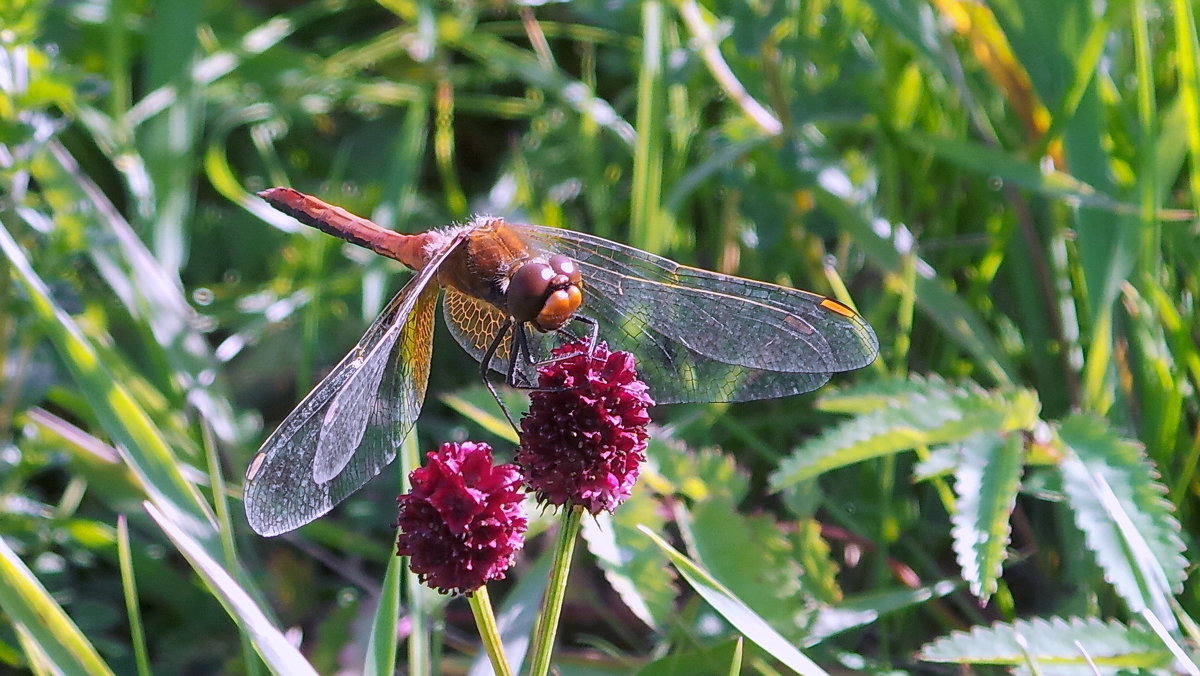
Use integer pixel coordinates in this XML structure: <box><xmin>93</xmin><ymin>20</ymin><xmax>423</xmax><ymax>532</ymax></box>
<box><xmin>507</xmin><ymin>254</ymin><xmax>583</xmax><ymax>332</ymax></box>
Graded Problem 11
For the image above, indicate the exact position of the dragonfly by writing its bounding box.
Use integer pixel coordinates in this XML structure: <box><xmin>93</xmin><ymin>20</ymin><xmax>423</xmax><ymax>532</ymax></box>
<box><xmin>244</xmin><ymin>187</ymin><xmax>878</xmax><ymax>536</ymax></box>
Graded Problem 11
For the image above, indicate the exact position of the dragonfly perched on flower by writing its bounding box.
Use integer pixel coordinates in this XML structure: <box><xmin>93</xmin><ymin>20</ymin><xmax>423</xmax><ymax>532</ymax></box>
<box><xmin>244</xmin><ymin>188</ymin><xmax>878</xmax><ymax>535</ymax></box>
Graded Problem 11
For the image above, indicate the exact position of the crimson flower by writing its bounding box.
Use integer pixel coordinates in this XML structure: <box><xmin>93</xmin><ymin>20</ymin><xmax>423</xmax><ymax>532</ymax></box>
<box><xmin>396</xmin><ymin>441</ymin><xmax>527</xmax><ymax>595</ymax></box>
<box><xmin>517</xmin><ymin>341</ymin><xmax>654</xmax><ymax>514</ymax></box>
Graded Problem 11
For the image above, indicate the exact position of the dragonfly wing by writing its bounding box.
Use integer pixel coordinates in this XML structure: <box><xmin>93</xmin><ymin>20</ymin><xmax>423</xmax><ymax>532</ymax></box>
<box><xmin>557</xmin><ymin>287</ymin><xmax>834</xmax><ymax>403</ymax></box>
<box><xmin>442</xmin><ymin>287</ymin><xmax>517</xmax><ymax>375</ymax></box>
<box><xmin>245</xmin><ymin>234</ymin><xmax>462</xmax><ymax>536</ymax></box>
<box><xmin>311</xmin><ymin>278</ymin><xmax>437</xmax><ymax>482</ymax></box>
<box><xmin>321</xmin><ymin>280</ymin><xmax>437</xmax><ymax>488</ymax></box>
<box><xmin>519</xmin><ymin>225</ymin><xmax>877</xmax><ymax>404</ymax></box>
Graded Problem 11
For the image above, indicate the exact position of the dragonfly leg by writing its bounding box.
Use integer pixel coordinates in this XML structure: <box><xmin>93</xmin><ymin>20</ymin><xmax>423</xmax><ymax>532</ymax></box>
<box><xmin>572</xmin><ymin>313</ymin><xmax>599</xmax><ymax>356</ymax></box>
<box><xmin>505</xmin><ymin>314</ymin><xmax>602</xmax><ymax>398</ymax></box>
<box><xmin>509</xmin><ymin>323</ymin><xmax>535</xmax><ymax>379</ymax></box>
<box><xmin>480</xmin><ymin>314</ymin><xmax>602</xmax><ymax>434</ymax></box>
<box><xmin>480</xmin><ymin>318</ymin><xmax>520</xmax><ymax>431</ymax></box>
<box><xmin>537</xmin><ymin>313</ymin><xmax>600</xmax><ymax>368</ymax></box>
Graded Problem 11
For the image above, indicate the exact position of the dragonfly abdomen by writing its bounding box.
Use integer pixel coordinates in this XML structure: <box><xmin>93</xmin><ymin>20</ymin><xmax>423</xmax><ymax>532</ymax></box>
<box><xmin>258</xmin><ymin>187</ymin><xmax>430</xmax><ymax>269</ymax></box>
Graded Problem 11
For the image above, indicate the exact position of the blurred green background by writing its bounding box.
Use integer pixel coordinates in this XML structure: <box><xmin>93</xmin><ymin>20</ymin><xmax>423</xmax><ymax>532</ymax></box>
<box><xmin>1</xmin><ymin>0</ymin><xmax>1197</xmax><ymax>673</ymax></box>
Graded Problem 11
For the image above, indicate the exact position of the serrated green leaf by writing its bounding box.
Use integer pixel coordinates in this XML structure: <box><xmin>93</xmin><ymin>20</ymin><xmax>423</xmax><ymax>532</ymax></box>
<box><xmin>687</xmin><ymin>496</ymin><xmax>804</xmax><ymax>635</ymax></box>
<box><xmin>918</xmin><ymin>616</ymin><xmax>1168</xmax><ymax>672</ymax></box>
<box><xmin>582</xmin><ymin>481</ymin><xmax>675</xmax><ymax>631</ymax></box>
<box><xmin>771</xmin><ymin>381</ymin><xmax>1040</xmax><ymax>489</ymax></box>
<box><xmin>816</xmin><ymin>374</ymin><xmax>956</xmax><ymax>415</ymax></box>
<box><xmin>1057</xmin><ymin>414</ymin><xmax>1187</xmax><ymax>615</ymax></box>
<box><xmin>951</xmin><ymin>432</ymin><xmax>1024</xmax><ymax>601</ymax></box>
<box><xmin>912</xmin><ymin>445</ymin><xmax>960</xmax><ymax>481</ymax></box>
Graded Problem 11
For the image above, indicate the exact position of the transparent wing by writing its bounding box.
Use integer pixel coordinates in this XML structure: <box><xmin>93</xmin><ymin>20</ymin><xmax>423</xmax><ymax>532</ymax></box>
<box><xmin>244</xmin><ymin>236</ymin><xmax>459</xmax><ymax>536</ymax></box>
<box><xmin>516</xmin><ymin>224</ymin><xmax>878</xmax><ymax>404</ymax></box>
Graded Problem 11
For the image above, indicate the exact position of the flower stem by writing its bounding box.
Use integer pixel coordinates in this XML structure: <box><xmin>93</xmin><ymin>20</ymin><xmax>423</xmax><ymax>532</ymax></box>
<box><xmin>467</xmin><ymin>586</ymin><xmax>512</xmax><ymax>676</ymax></box>
<box><xmin>527</xmin><ymin>505</ymin><xmax>584</xmax><ymax>676</ymax></box>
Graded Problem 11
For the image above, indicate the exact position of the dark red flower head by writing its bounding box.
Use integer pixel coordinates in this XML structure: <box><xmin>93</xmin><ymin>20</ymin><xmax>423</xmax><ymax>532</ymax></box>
<box><xmin>517</xmin><ymin>341</ymin><xmax>654</xmax><ymax>514</ymax></box>
<box><xmin>396</xmin><ymin>441</ymin><xmax>527</xmax><ymax>595</ymax></box>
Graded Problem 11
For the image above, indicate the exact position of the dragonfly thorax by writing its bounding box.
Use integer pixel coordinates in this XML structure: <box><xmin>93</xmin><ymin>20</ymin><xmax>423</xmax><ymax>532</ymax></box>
<box><xmin>507</xmin><ymin>254</ymin><xmax>583</xmax><ymax>332</ymax></box>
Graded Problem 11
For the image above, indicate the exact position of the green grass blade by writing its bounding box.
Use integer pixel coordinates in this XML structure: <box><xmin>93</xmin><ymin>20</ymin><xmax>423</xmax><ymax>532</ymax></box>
<box><xmin>363</xmin><ymin>541</ymin><xmax>402</xmax><ymax>676</ymax></box>
<box><xmin>814</xmin><ymin>186</ymin><xmax>1016</xmax><ymax>384</ymax></box>
<box><xmin>640</xmin><ymin>527</ymin><xmax>828</xmax><ymax>676</ymax></box>
<box><xmin>116</xmin><ymin>516</ymin><xmax>152</xmax><ymax>676</ymax></box>
<box><xmin>144</xmin><ymin>502</ymin><xmax>320</xmax><ymax>676</ymax></box>
<box><xmin>38</xmin><ymin>142</ymin><xmax>243</xmax><ymax>445</ymax></box>
<box><xmin>629</xmin><ymin>0</ymin><xmax>669</xmax><ymax>253</ymax></box>
<box><xmin>0</xmin><ymin>219</ymin><xmax>220</xmax><ymax>550</ymax></box>
<box><xmin>0</xmin><ymin>537</ymin><xmax>117</xmax><ymax>676</ymax></box>
<box><xmin>673</xmin><ymin>0</ymin><xmax>781</xmax><ymax>136</ymax></box>
<box><xmin>452</xmin><ymin>32</ymin><xmax>634</xmax><ymax>147</ymax></box>
<box><xmin>364</xmin><ymin>431</ymin><xmax>419</xmax><ymax>676</ymax></box>
<box><xmin>1171</xmin><ymin>0</ymin><xmax>1200</xmax><ymax>208</ymax></box>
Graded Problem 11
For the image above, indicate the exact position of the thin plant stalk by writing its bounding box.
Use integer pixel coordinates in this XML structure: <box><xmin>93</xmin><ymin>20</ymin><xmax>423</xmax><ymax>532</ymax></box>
<box><xmin>468</xmin><ymin>587</ymin><xmax>512</xmax><ymax>676</ymax></box>
<box><xmin>526</xmin><ymin>505</ymin><xmax>584</xmax><ymax>676</ymax></box>
<box><xmin>117</xmin><ymin>517</ymin><xmax>151</xmax><ymax>676</ymax></box>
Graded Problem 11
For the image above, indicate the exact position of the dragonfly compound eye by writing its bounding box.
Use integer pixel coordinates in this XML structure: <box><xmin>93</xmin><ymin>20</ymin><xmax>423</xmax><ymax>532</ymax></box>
<box><xmin>508</xmin><ymin>262</ymin><xmax>555</xmax><ymax>323</ymax></box>
<box><xmin>549</xmin><ymin>254</ymin><xmax>582</xmax><ymax>285</ymax></box>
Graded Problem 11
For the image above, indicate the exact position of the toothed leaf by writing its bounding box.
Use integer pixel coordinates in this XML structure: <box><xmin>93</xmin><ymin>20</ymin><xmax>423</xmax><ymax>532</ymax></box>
<box><xmin>950</xmin><ymin>432</ymin><xmax>1024</xmax><ymax>601</ymax></box>
<box><xmin>772</xmin><ymin>379</ymin><xmax>1039</xmax><ymax>489</ymax></box>
<box><xmin>919</xmin><ymin>616</ymin><xmax>1167</xmax><ymax>673</ymax></box>
<box><xmin>793</xmin><ymin>519</ymin><xmax>842</xmax><ymax>604</ymax></box>
<box><xmin>817</xmin><ymin>374</ymin><xmax>959</xmax><ymax>414</ymax></box>
<box><xmin>651</xmin><ymin>439</ymin><xmax>749</xmax><ymax>503</ymax></box>
<box><xmin>1058</xmin><ymin>414</ymin><xmax>1187</xmax><ymax>612</ymax></box>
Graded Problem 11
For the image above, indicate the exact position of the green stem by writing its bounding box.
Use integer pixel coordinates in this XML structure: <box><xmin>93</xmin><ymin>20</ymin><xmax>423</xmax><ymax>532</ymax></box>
<box><xmin>468</xmin><ymin>587</ymin><xmax>512</xmax><ymax>676</ymax></box>
<box><xmin>526</xmin><ymin>505</ymin><xmax>584</xmax><ymax>676</ymax></box>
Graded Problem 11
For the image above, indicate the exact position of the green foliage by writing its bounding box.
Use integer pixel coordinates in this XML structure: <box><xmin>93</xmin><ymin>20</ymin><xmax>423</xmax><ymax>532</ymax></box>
<box><xmin>766</xmin><ymin>375</ymin><xmax>1190</xmax><ymax>668</ymax></box>
<box><xmin>918</xmin><ymin>616</ymin><xmax>1168</xmax><ymax>673</ymax></box>
<box><xmin>771</xmin><ymin>376</ymin><xmax>1040</xmax><ymax>488</ymax></box>
<box><xmin>1</xmin><ymin>0</ymin><xmax>1199</xmax><ymax>673</ymax></box>
<box><xmin>582</xmin><ymin>478</ymin><xmax>676</xmax><ymax>631</ymax></box>
<box><xmin>0</xmin><ymin>537</ymin><xmax>115</xmax><ymax>676</ymax></box>
<box><xmin>951</xmin><ymin>431</ymin><xmax>1024</xmax><ymax>601</ymax></box>
<box><xmin>632</xmin><ymin>637</ymin><xmax>742</xmax><ymax>676</ymax></box>
<box><xmin>641</xmin><ymin>528</ymin><xmax>826</xmax><ymax>676</ymax></box>
<box><xmin>1058</xmin><ymin>414</ymin><xmax>1188</xmax><ymax>615</ymax></box>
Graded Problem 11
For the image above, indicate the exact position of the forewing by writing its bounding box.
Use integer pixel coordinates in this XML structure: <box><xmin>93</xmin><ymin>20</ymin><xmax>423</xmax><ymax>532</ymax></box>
<box><xmin>244</xmin><ymin>234</ymin><xmax>460</xmax><ymax>536</ymax></box>
<box><xmin>518</xmin><ymin>225</ymin><xmax>877</xmax><ymax>404</ymax></box>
